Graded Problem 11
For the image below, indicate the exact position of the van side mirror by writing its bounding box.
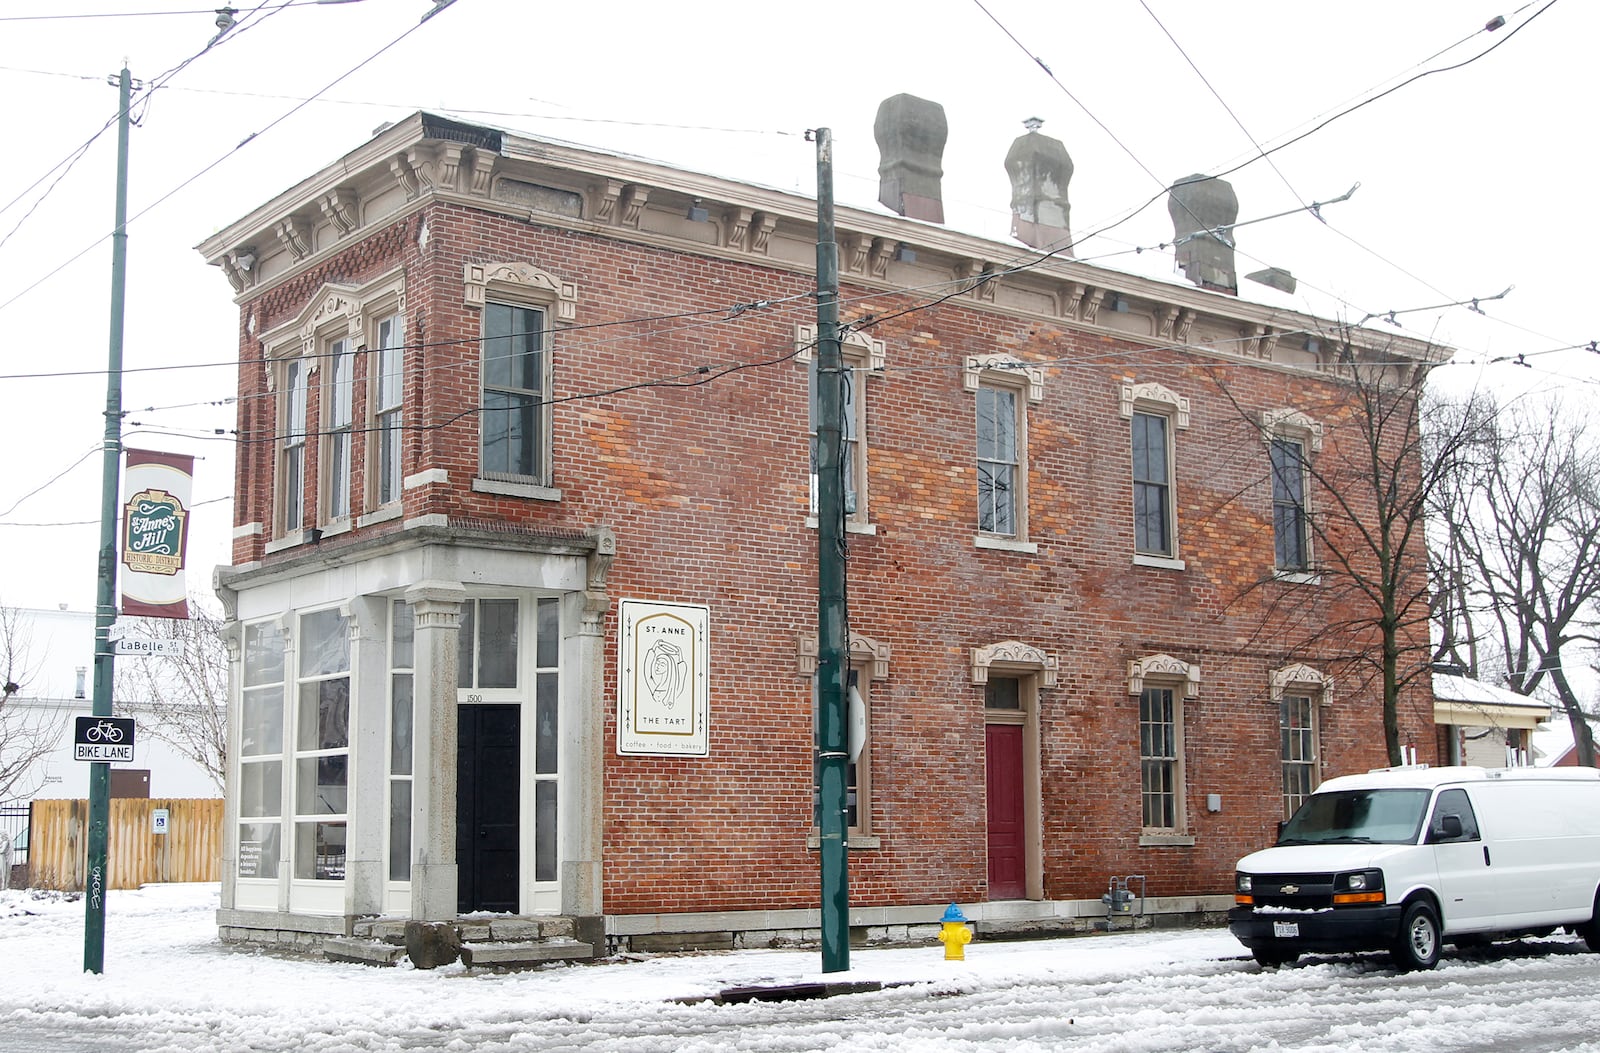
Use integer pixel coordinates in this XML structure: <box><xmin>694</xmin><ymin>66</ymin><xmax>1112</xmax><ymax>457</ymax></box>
<box><xmin>1432</xmin><ymin>814</ymin><xmax>1463</xmax><ymax>842</ymax></box>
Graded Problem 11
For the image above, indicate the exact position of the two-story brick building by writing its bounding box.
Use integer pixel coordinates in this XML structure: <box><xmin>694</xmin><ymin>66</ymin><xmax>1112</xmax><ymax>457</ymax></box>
<box><xmin>197</xmin><ymin>111</ymin><xmax>1441</xmax><ymax>958</ymax></box>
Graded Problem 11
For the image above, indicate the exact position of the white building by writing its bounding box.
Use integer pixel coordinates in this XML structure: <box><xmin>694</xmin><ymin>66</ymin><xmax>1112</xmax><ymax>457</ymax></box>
<box><xmin>3</xmin><ymin>607</ymin><xmax>219</xmax><ymax>804</ymax></box>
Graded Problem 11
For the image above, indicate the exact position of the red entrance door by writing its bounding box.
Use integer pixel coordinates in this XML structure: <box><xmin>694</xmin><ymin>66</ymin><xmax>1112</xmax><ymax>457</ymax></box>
<box><xmin>986</xmin><ymin>723</ymin><xmax>1026</xmax><ymax>899</ymax></box>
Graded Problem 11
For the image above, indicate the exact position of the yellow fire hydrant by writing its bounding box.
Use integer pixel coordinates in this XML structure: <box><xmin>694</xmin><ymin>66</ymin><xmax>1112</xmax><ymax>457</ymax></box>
<box><xmin>938</xmin><ymin>902</ymin><xmax>973</xmax><ymax>961</ymax></box>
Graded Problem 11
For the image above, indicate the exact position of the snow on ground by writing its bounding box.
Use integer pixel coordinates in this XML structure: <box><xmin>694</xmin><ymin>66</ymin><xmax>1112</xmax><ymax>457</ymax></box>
<box><xmin>3</xmin><ymin>884</ymin><xmax>1600</xmax><ymax>1052</ymax></box>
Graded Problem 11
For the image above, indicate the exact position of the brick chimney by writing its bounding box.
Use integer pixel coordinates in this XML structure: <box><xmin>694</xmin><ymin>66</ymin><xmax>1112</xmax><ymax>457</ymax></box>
<box><xmin>1005</xmin><ymin>118</ymin><xmax>1073</xmax><ymax>254</ymax></box>
<box><xmin>874</xmin><ymin>94</ymin><xmax>948</xmax><ymax>223</ymax></box>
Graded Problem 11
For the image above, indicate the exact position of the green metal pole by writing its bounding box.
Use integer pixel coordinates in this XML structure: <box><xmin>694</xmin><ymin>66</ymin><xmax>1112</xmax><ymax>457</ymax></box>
<box><xmin>85</xmin><ymin>65</ymin><xmax>132</xmax><ymax>975</ymax></box>
<box><xmin>813</xmin><ymin>127</ymin><xmax>849</xmax><ymax>973</ymax></box>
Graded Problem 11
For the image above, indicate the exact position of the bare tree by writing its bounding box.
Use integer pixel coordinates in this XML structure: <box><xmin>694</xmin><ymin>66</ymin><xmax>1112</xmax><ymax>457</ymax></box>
<box><xmin>1212</xmin><ymin>337</ymin><xmax>1487</xmax><ymax>766</ymax></box>
<box><xmin>0</xmin><ymin>603</ymin><xmax>64</xmax><ymax>806</ymax></box>
<box><xmin>1428</xmin><ymin>394</ymin><xmax>1600</xmax><ymax>767</ymax></box>
<box><xmin>116</xmin><ymin>598</ymin><xmax>227</xmax><ymax>791</ymax></box>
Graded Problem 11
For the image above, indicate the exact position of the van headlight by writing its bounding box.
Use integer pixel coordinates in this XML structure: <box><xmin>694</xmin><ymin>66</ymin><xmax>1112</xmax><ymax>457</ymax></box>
<box><xmin>1237</xmin><ymin>874</ymin><xmax>1253</xmax><ymax>893</ymax></box>
<box><xmin>1333</xmin><ymin>869</ymin><xmax>1385</xmax><ymax>905</ymax></box>
<box><xmin>1235</xmin><ymin>873</ymin><xmax>1254</xmax><ymax>905</ymax></box>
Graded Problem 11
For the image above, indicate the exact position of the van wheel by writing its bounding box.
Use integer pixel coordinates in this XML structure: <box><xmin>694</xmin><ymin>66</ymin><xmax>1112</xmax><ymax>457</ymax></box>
<box><xmin>1576</xmin><ymin>894</ymin><xmax>1600</xmax><ymax>951</ymax></box>
<box><xmin>1251</xmin><ymin>947</ymin><xmax>1298</xmax><ymax>967</ymax></box>
<box><xmin>1392</xmin><ymin>902</ymin><xmax>1441</xmax><ymax>971</ymax></box>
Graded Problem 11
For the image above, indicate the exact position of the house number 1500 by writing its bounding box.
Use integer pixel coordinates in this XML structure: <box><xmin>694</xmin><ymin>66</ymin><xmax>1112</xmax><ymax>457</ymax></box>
<box><xmin>466</xmin><ymin>693</ymin><xmax>484</xmax><ymax>703</ymax></box>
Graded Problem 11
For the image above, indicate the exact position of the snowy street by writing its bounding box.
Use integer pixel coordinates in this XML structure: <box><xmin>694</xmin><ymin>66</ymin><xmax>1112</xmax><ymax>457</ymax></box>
<box><xmin>5</xmin><ymin>885</ymin><xmax>1600</xmax><ymax>1052</ymax></box>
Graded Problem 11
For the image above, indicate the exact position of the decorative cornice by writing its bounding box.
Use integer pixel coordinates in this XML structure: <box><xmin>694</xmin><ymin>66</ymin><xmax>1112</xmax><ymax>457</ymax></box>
<box><xmin>196</xmin><ymin>111</ymin><xmax>1449</xmax><ymax>373</ymax></box>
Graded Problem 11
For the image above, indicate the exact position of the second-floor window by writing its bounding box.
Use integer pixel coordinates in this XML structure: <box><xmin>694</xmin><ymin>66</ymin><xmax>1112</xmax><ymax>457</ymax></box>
<box><xmin>373</xmin><ymin>315</ymin><xmax>404</xmax><ymax>507</ymax></box>
<box><xmin>481</xmin><ymin>302</ymin><xmax>547</xmax><ymax>482</ymax></box>
<box><xmin>809</xmin><ymin>356</ymin><xmax>864</xmax><ymax>518</ymax></box>
<box><xmin>1271</xmin><ymin>437</ymin><xmax>1309</xmax><ymax>570</ymax></box>
<box><xmin>1132</xmin><ymin>411</ymin><xmax>1173</xmax><ymax>556</ymax></box>
<box><xmin>977</xmin><ymin>383</ymin><xmax>1020</xmax><ymax>537</ymax></box>
<box><xmin>279</xmin><ymin>357</ymin><xmax>309</xmax><ymax>533</ymax></box>
<box><xmin>324</xmin><ymin>337</ymin><xmax>355</xmax><ymax>522</ymax></box>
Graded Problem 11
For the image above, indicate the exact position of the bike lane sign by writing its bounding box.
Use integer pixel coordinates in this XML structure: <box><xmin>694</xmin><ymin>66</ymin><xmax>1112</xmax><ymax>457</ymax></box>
<box><xmin>73</xmin><ymin>717</ymin><xmax>136</xmax><ymax>763</ymax></box>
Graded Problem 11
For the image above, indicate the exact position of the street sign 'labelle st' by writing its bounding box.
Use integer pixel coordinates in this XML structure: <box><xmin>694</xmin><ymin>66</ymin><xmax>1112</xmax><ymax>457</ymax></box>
<box><xmin>73</xmin><ymin>716</ymin><xmax>136</xmax><ymax>763</ymax></box>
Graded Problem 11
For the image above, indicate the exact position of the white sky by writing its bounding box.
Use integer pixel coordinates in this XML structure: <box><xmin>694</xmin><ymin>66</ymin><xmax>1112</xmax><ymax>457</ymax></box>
<box><xmin>0</xmin><ymin>0</ymin><xmax>1593</xmax><ymax>614</ymax></box>
<box><xmin>6</xmin><ymin>883</ymin><xmax>1600</xmax><ymax>1050</ymax></box>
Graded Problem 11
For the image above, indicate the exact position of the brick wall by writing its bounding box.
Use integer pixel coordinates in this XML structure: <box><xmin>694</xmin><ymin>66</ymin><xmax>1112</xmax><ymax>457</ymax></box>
<box><xmin>231</xmin><ymin>200</ymin><xmax>1434</xmax><ymax>913</ymax></box>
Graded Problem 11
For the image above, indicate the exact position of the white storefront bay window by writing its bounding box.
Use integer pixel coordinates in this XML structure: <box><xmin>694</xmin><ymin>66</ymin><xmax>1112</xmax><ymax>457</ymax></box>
<box><xmin>292</xmin><ymin>608</ymin><xmax>351</xmax><ymax>908</ymax></box>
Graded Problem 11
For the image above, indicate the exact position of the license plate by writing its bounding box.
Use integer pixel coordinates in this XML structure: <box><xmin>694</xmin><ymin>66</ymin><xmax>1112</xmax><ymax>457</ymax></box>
<box><xmin>1273</xmin><ymin>921</ymin><xmax>1299</xmax><ymax>938</ymax></box>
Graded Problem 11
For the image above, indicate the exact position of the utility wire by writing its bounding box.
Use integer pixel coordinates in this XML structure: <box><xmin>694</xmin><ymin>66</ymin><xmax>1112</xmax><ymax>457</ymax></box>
<box><xmin>0</xmin><ymin>1</ymin><xmax>449</xmax><ymax>318</ymax></box>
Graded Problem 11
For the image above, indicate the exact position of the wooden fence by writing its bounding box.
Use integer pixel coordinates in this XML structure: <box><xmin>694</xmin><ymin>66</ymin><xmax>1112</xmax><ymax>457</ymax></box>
<box><xmin>28</xmin><ymin>798</ymin><xmax>223</xmax><ymax>891</ymax></box>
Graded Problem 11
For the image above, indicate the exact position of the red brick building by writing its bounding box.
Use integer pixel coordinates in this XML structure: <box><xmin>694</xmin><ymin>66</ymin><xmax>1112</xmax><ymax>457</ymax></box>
<box><xmin>199</xmin><ymin>112</ymin><xmax>1442</xmax><ymax>957</ymax></box>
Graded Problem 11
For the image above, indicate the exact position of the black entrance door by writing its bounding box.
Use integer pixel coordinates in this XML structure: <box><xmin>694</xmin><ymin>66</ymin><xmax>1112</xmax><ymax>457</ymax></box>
<box><xmin>457</xmin><ymin>704</ymin><xmax>520</xmax><ymax>913</ymax></box>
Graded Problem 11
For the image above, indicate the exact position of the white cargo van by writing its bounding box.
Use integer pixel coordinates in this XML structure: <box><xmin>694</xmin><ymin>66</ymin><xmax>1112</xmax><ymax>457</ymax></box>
<box><xmin>1229</xmin><ymin>765</ymin><xmax>1600</xmax><ymax>970</ymax></box>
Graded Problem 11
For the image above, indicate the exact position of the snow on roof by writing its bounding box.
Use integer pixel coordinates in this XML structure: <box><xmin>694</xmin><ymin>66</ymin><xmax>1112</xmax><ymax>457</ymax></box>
<box><xmin>1431</xmin><ymin>672</ymin><xmax>1552</xmax><ymax>714</ymax></box>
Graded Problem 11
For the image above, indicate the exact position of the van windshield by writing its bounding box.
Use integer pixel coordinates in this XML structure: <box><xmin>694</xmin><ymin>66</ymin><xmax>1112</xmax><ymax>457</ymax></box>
<box><xmin>1277</xmin><ymin>788</ymin><xmax>1431</xmax><ymax>846</ymax></box>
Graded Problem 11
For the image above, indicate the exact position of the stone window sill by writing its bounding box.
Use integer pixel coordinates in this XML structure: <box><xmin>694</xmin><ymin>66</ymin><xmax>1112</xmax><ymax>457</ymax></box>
<box><xmin>1139</xmin><ymin>832</ymin><xmax>1196</xmax><ymax>847</ymax></box>
<box><xmin>1133</xmin><ymin>553</ymin><xmax>1186</xmax><ymax>571</ymax></box>
<box><xmin>975</xmin><ymin>535</ymin><xmax>1039</xmax><ymax>554</ymax></box>
<box><xmin>807</xmin><ymin>832</ymin><xmax>881</xmax><ymax>850</ymax></box>
<box><xmin>472</xmin><ymin>477</ymin><xmax>562</xmax><ymax>502</ymax></box>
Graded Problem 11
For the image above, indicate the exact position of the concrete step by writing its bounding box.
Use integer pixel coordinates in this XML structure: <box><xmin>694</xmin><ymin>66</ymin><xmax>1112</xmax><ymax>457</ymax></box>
<box><xmin>461</xmin><ymin>938</ymin><xmax>595</xmax><ymax>968</ymax></box>
<box><xmin>323</xmin><ymin>937</ymin><xmax>408</xmax><ymax>966</ymax></box>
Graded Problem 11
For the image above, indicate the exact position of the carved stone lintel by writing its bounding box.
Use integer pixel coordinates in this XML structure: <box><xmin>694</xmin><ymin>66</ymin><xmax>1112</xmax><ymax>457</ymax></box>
<box><xmin>620</xmin><ymin>185</ymin><xmax>649</xmax><ymax>228</ymax></box>
<box><xmin>462</xmin><ymin>261</ymin><xmax>579</xmax><ymax>322</ymax></box>
<box><xmin>970</xmin><ymin>640</ymin><xmax>1058</xmax><ymax>689</ymax></box>
<box><xmin>468</xmin><ymin>148</ymin><xmax>496</xmax><ymax>196</ymax></box>
<box><xmin>795</xmin><ymin>631</ymin><xmax>892</xmax><ymax>681</ymax></box>
<box><xmin>964</xmin><ymin>353</ymin><xmax>1044</xmax><ymax>403</ymax></box>
<box><xmin>275</xmin><ymin>218</ymin><xmax>310</xmax><ymax>261</ymax></box>
<box><xmin>1127</xmin><ymin>653</ymin><xmax>1201</xmax><ymax>698</ymax></box>
<box><xmin>1261</xmin><ymin>408</ymin><xmax>1325</xmax><ymax>452</ymax></box>
<box><xmin>752</xmin><ymin>212</ymin><xmax>777</xmax><ymax>254</ymax></box>
<box><xmin>726</xmin><ymin>208</ymin><xmax>753</xmax><ymax>250</ymax></box>
<box><xmin>1119</xmin><ymin>381</ymin><xmax>1191</xmax><ymax>429</ymax></box>
<box><xmin>1270</xmin><ymin>662</ymin><xmax>1331</xmax><ymax>703</ymax></box>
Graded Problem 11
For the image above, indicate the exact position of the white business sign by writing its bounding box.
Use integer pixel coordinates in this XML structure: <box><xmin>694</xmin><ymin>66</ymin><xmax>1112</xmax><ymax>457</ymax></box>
<box><xmin>114</xmin><ymin>636</ymin><xmax>183</xmax><ymax>658</ymax></box>
<box><xmin>617</xmin><ymin>599</ymin><xmax>710</xmax><ymax>756</ymax></box>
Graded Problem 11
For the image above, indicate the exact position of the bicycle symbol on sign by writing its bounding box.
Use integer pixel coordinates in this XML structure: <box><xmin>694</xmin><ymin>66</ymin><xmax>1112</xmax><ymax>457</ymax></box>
<box><xmin>84</xmin><ymin>720</ymin><xmax>124</xmax><ymax>744</ymax></box>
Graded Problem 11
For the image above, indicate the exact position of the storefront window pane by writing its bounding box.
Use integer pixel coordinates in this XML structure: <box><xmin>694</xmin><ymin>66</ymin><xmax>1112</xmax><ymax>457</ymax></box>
<box><xmin>237</xmin><ymin>823</ymin><xmax>279</xmax><ymax>880</ymax></box>
<box><xmin>295</xmin><ymin>821</ymin><xmax>346</xmax><ymax>881</ymax></box>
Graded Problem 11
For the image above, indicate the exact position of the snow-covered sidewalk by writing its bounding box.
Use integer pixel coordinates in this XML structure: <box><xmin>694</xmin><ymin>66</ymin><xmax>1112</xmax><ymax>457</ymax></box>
<box><xmin>0</xmin><ymin>883</ymin><xmax>1240</xmax><ymax>1046</ymax></box>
